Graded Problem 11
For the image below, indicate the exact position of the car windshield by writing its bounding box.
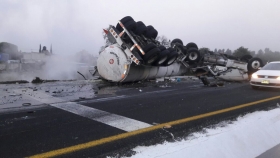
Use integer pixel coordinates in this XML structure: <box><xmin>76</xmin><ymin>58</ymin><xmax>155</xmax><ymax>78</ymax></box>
<box><xmin>261</xmin><ymin>63</ymin><xmax>280</xmax><ymax>70</ymax></box>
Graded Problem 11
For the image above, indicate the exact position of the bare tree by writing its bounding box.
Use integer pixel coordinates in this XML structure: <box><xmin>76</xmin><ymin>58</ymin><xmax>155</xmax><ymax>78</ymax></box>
<box><xmin>156</xmin><ymin>35</ymin><xmax>171</xmax><ymax>48</ymax></box>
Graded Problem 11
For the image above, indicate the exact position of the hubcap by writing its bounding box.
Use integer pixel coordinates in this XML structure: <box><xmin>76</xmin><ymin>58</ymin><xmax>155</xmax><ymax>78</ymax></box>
<box><xmin>189</xmin><ymin>52</ymin><xmax>198</xmax><ymax>60</ymax></box>
<box><xmin>252</xmin><ymin>61</ymin><xmax>260</xmax><ymax>69</ymax></box>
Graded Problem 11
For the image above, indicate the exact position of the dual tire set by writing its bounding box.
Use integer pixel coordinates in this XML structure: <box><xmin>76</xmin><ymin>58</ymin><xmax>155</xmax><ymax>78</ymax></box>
<box><xmin>170</xmin><ymin>39</ymin><xmax>201</xmax><ymax>65</ymax></box>
<box><xmin>116</xmin><ymin>16</ymin><xmax>178</xmax><ymax>66</ymax></box>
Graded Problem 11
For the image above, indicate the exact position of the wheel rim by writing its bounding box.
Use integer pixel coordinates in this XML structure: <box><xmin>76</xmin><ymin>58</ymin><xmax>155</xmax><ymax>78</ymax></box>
<box><xmin>189</xmin><ymin>52</ymin><xmax>198</xmax><ymax>61</ymax></box>
<box><xmin>251</xmin><ymin>61</ymin><xmax>261</xmax><ymax>69</ymax></box>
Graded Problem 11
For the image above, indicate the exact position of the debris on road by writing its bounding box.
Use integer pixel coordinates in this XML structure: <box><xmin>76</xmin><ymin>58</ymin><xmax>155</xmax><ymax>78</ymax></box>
<box><xmin>77</xmin><ymin>71</ymin><xmax>87</xmax><ymax>80</ymax></box>
<box><xmin>31</xmin><ymin>77</ymin><xmax>44</xmax><ymax>83</ymax></box>
<box><xmin>22</xmin><ymin>103</ymin><xmax>31</xmax><ymax>106</ymax></box>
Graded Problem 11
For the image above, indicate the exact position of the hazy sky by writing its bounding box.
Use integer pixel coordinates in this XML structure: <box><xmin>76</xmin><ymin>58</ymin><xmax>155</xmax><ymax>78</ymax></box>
<box><xmin>1</xmin><ymin>0</ymin><xmax>279</xmax><ymax>56</ymax></box>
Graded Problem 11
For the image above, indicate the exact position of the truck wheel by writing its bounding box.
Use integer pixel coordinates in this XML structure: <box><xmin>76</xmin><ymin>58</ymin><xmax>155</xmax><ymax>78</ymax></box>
<box><xmin>152</xmin><ymin>49</ymin><xmax>169</xmax><ymax>66</ymax></box>
<box><xmin>186</xmin><ymin>42</ymin><xmax>198</xmax><ymax>50</ymax></box>
<box><xmin>120</xmin><ymin>16</ymin><xmax>134</xmax><ymax>23</ymax></box>
<box><xmin>116</xmin><ymin>21</ymin><xmax>136</xmax><ymax>32</ymax></box>
<box><xmin>116</xmin><ymin>16</ymin><xmax>134</xmax><ymax>31</ymax></box>
<box><xmin>116</xmin><ymin>16</ymin><xmax>136</xmax><ymax>32</ymax></box>
<box><xmin>143</xmin><ymin>43</ymin><xmax>157</xmax><ymax>53</ymax></box>
<box><xmin>187</xmin><ymin>48</ymin><xmax>201</xmax><ymax>64</ymax></box>
<box><xmin>158</xmin><ymin>45</ymin><xmax>166</xmax><ymax>51</ymax></box>
<box><xmin>146</xmin><ymin>25</ymin><xmax>155</xmax><ymax>30</ymax></box>
<box><xmin>240</xmin><ymin>54</ymin><xmax>252</xmax><ymax>62</ymax></box>
<box><xmin>247</xmin><ymin>57</ymin><xmax>263</xmax><ymax>73</ymax></box>
<box><xmin>171</xmin><ymin>39</ymin><xmax>183</xmax><ymax>46</ymax></box>
<box><xmin>143</xmin><ymin>47</ymin><xmax>160</xmax><ymax>64</ymax></box>
<box><xmin>134</xmin><ymin>21</ymin><xmax>147</xmax><ymax>35</ymax></box>
<box><xmin>124</xmin><ymin>21</ymin><xmax>137</xmax><ymax>31</ymax></box>
<box><xmin>145</xmin><ymin>26</ymin><xmax>158</xmax><ymax>39</ymax></box>
<box><xmin>145</xmin><ymin>28</ymin><xmax>158</xmax><ymax>39</ymax></box>
<box><xmin>162</xmin><ymin>50</ymin><xmax>178</xmax><ymax>66</ymax></box>
<box><xmin>167</xmin><ymin>47</ymin><xmax>175</xmax><ymax>52</ymax></box>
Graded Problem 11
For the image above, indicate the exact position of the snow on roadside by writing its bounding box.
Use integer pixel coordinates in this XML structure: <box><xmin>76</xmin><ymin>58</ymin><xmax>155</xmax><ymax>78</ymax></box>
<box><xmin>126</xmin><ymin>107</ymin><xmax>280</xmax><ymax>158</ymax></box>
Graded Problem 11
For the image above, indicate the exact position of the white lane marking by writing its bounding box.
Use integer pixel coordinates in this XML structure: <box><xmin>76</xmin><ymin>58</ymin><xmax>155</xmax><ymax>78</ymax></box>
<box><xmin>145</xmin><ymin>89</ymin><xmax>174</xmax><ymax>94</ymax></box>
<box><xmin>14</xmin><ymin>89</ymin><xmax>152</xmax><ymax>132</ymax></box>
<box><xmin>51</xmin><ymin>102</ymin><xmax>152</xmax><ymax>132</ymax></box>
<box><xmin>79</xmin><ymin>95</ymin><xmax>128</xmax><ymax>103</ymax></box>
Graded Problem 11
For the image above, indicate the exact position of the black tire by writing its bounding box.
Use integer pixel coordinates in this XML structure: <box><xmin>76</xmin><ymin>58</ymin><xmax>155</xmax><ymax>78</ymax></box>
<box><xmin>187</xmin><ymin>48</ymin><xmax>201</xmax><ymax>64</ymax></box>
<box><xmin>120</xmin><ymin>16</ymin><xmax>134</xmax><ymax>24</ymax></box>
<box><xmin>171</xmin><ymin>39</ymin><xmax>183</xmax><ymax>46</ymax></box>
<box><xmin>162</xmin><ymin>50</ymin><xmax>178</xmax><ymax>66</ymax></box>
<box><xmin>167</xmin><ymin>47</ymin><xmax>176</xmax><ymax>52</ymax></box>
<box><xmin>158</xmin><ymin>45</ymin><xmax>166</xmax><ymax>51</ymax></box>
<box><xmin>116</xmin><ymin>23</ymin><xmax>123</xmax><ymax>32</ymax></box>
<box><xmin>240</xmin><ymin>54</ymin><xmax>252</xmax><ymax>62</ymax></box>
<box><xmin>145</xmin><ymin>25</ymin><xmax>158</xmax><ymax>39</ymax></box>
<box><xmin>152</xmin><ymin>49</ymin><xmax>169</xmax><ymax>66</ymax></box>
<box><xmin>143</xmin><ymin>47</ymin><xmax>160</xmax><ymax>64</ymax></box>
<box><xmin>143</xmin><ymin>43</ymin><xmax>157</xmax><ymax>53</ymax></box>
<box><xmin>186</xmin><ymin>42</ymin><xmax>198</xmax><ymax>50</ymax></box>
<box><xmin>145</xmin><ymin>28</ymin><xmax>158</xmax><ymax>39</ymax></box>
<box><xmin>116</xmin><ymin>20</ymin><xmax>136</xmax><ymax>32</ymax></box>
<box><xmin>146</xmin><ymin>25</ymin><xmax>155</xmax><ymax>30</ymax></box>
<box><xmin>116</xmin><ymin>16</ymin><xmax>134</xmax><ymax>32</ymax></box>
<box><xmin>123</xmin><ymin>20</ymin><xmax>137</xmax><ymax>31</ymax></box>
<box><xmin>134</xmin><ymin>21</ymin><xmax>147</xmax><ymax>35</ymax></box>
<box><xmin>116</xmin><ymin>17</ymin><xmax>137</xmax><ymax>32</ymax></box>
<box><xmin>247</xmin><ymin>57</ymin><xmax>263</xmax><ymax>73</ymax></box>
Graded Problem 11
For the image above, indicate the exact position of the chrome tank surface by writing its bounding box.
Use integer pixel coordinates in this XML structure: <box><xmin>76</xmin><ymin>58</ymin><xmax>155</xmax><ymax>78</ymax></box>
<box><xmin>97</xmin><ymin>44</ymin><xmax>188</xmax><ymax>82</ymax></box>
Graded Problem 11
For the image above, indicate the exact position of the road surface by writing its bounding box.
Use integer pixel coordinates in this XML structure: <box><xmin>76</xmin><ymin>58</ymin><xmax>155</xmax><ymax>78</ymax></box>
<box><xmin>0</xmin><ymin>78</ymin><xmax>279</xmax><ymax>158</ymax></box>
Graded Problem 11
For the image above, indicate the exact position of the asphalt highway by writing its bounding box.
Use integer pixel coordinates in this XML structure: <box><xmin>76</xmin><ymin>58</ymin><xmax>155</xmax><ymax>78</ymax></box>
<box><xmin>0</xmin><ymin>79</ymin><xmax>280</xmax><ymax>158</ymax></box>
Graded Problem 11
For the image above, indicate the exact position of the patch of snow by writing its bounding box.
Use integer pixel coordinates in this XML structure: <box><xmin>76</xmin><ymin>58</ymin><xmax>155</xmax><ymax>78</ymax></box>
<box><xmin>127</xmin><ymin>107</ymin><xmax>280</xmax><ymax>158</ymax></box>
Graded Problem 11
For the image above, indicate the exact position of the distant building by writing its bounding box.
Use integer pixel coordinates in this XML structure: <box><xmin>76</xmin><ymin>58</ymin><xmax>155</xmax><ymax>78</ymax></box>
<box><xmin>0</xmin><ymin>43</ymin><xmax>53</xmax><ymax>71</ymax></box>
<box><xmin>0</xmin><ymin>42</ymin><xmax>22</xmax><ymax>60</ymax></box>
<box><xmin>39</xmin><ymin>44</ymin><xmax>52</xmax><ymax>55</ymax></box>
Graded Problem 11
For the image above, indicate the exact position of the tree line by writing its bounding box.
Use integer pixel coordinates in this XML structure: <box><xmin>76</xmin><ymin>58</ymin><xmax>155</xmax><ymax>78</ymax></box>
<box><xmin>199</xmin><ymin>47</ymin><xmax>280</xmax><ymax>64</ymax></box>
<box><xmin>155</xmin><ymin>36</ymin><xmax>280</xmax><ymax>64</ymax></box>
<box><xmin>100</xmin><ymin>33</ymin><xmax>280</xmax><ymax>64</ymax></box>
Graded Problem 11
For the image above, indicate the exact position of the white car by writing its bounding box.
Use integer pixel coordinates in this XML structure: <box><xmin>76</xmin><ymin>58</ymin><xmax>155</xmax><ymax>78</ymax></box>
<box><xmin>250</xmin><ymin>61</ymin><xmax>280</xmax><ymax>89</ymax></box>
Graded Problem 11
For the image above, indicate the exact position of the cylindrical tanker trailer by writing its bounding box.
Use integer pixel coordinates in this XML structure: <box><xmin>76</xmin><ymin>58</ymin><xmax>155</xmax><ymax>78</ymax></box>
<box><xmin>97</xmin><ymin>16</ymin><xmax>197</xmax><ymax>83</ymax></box>
<box><xmin>97</xmin><ymin>44</ymin><xmax>188</xmax><ymax>82</ymax></box>
<box><xmin>97</xmin><ymin>16</ymin><xmax>263</xmax><ymax>84</ymax></box>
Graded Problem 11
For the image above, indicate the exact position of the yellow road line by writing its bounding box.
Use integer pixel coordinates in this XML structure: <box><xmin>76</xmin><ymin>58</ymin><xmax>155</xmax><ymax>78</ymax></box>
<box><xmin>28</xmin><ymin>95</ymin><xmax>280</xmax><ymax>158</ymax></box>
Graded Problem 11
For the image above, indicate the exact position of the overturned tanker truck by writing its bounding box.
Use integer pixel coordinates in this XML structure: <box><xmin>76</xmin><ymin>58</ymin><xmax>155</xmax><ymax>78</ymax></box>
<box><xmin>97</xmin><ymin>16</ymin><xmax>263</xmax><ymax>84</ymax></box>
